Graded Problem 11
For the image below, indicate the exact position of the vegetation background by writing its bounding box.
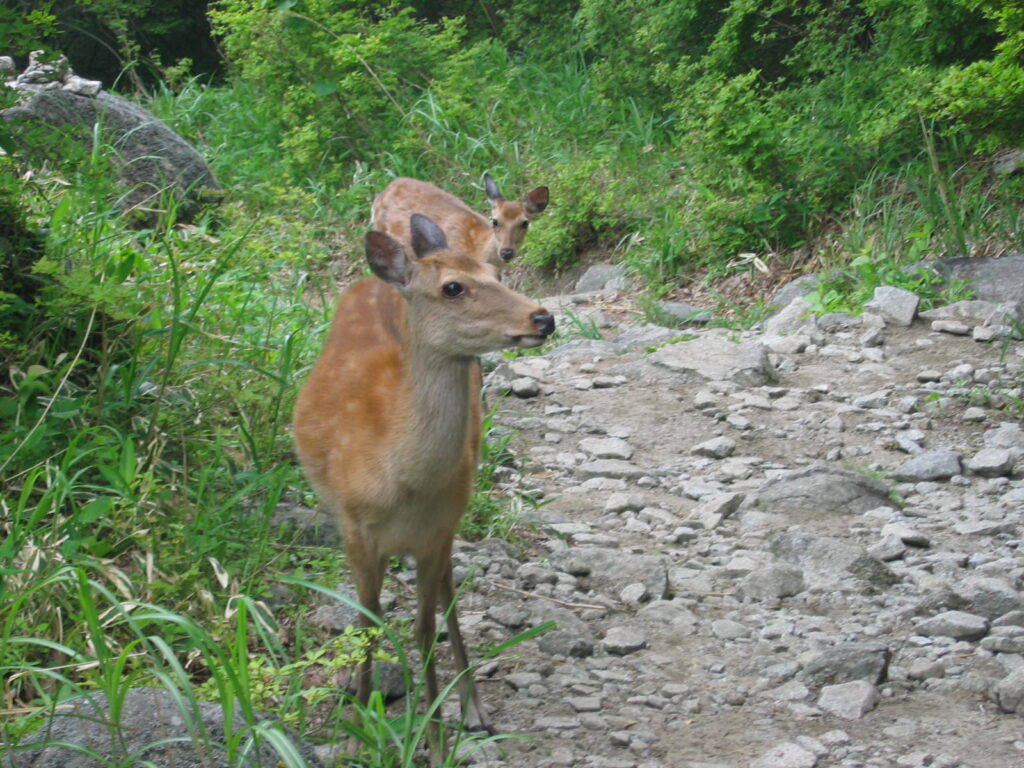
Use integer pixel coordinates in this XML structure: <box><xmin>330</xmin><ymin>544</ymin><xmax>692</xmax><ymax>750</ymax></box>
<box><xmin>1</xmin><ymin>0</ymin><xmax>1023</xmax><ymax>764</ymax></box>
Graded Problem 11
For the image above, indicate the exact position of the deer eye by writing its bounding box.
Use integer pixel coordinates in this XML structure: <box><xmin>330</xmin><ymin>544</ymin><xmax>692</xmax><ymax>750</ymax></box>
<box><xmin>442</xmin><ymin>281</ymin><xmax>464</xmax><ymax>298</ymax></box>
<box><xmin>521</xmin><ymin>220</ymin><xmax>530</xmax><ymax>229</ymax></box>
<box><xmin>490</xmin><ymin>218</ymin><xmax>499</xmax><ymax>228</ymax></box>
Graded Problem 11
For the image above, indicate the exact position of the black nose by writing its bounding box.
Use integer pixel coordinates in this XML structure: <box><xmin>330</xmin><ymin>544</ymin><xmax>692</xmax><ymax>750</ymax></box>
<box><xmin>500</xmin><ymin>248</ymin><xmax>514</xmax><ymax>262</ymax></box>
<box><xmin>532</xmin><ymin>311</ymin><xmax>555</xmax><ymax>337</ymax></box>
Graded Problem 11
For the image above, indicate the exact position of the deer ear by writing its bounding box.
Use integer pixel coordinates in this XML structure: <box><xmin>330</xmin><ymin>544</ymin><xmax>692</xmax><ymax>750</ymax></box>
<box><xmin>365</xmin><ymin>231</ymin><xmax>411</xmax><ymax>287</ymax></box>
<box><xmin>410</xmin><ymin>213</ymin><xmax>448</xmax><ymax>258</ymax></box>
<box><xmin>484</xmin><ymin>172</ymin><xmax>503</xmax><ymax>203</ymax></box>
<box><xmin>525</xmin><ymin>185</ymin><xmax>549</xmax><ymax>215</ymax></box>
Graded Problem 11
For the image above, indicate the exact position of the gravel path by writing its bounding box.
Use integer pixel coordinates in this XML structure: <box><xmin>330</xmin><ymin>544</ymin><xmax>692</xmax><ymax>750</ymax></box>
<box><xmin>436</xmin><ymin>287</ymin><xmax>1024</xmax><ymax>768</ymax></box>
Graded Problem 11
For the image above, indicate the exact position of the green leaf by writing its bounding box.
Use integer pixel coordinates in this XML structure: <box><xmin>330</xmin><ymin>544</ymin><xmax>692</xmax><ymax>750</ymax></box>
<box><xmin>311</xmin><ymin>80</ymin><xmax>338</xmax><ymax>97</ymax></box>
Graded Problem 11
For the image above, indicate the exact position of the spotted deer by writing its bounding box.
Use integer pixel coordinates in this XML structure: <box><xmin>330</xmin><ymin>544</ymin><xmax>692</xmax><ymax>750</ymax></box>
<box><xmin>371</xmin><ymin>173</ymin><xmax>549</xmax><ymax>271</ymax></box>
<box><xmin>292</xmin><ymin>214</ymin><xmax>554</xmax><ymax>761</ymax></box>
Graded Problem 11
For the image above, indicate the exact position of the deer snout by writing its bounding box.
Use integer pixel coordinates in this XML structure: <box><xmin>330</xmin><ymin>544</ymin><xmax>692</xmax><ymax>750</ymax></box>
<box><xmin>532</xmin><ymin>311</ymin><xmax>555</xmax><ymax>337</ymax></box>
<box><xmin>500</xmin><ymin>248</ymin><xmax>515</xmax><ymax>262</ymax></box>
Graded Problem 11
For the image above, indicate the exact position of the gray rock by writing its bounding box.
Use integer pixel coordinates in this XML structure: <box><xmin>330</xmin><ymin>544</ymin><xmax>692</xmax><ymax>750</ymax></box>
<box><xmin>538</xmin><ymin>629</ymin><xmax>595</xmax><ymax>658</ymax></box>
<box><xmin>864</xmin><ymin>286</ymin><xmax>920</xmax><ymax>327</ymax></box>
<box><xmin>920</xmin><ymin>300</ymin><xmax>1015</xmax><ymax>328</ymax></box>
<box><xmin>753</xmin><ymin>466</ymin><xmax>892</xmax><ymax>515</ymax></box>
<box><xmin>1</xmin><ymin>85</ymin><xmax>220</xmax><ymax>225</ymax></box>
<box><xmin>602</xmin><ymin>625</ymin><xmax>647</xmax><ymax>655</ymax></box>
<box><xmin>763</xmin><ymin>297</ymin><xmax>817</xmax><ymax>337</ymax></box>
<box><xmin>577</xmin><ymin>459</ymin><xmax>646</xmax><ymax>480</ymax></box>
<box><xmin>578</xmin><ymin>437</ymin><xmax>634</xmax><ymax>460</ymax></box>
<box><xmin>487</xmin><ymin>603</ymin><xmax>530</xmax><ymax>628</ymax></box>
<box><xmin>816</xmin><ymin>680</ymin><xmax>880</xmax><ymax>718</ymax></box>
<box><xmin>769</xmin><ymin>275</ymin><xmax>821</xmax><ymax>312</ymax></box>
<box><xmin>931</xmin><ymin>319</ymin><xmax>971</xmax><ymax>335</ymax></box>
<box><xmin>993</xmin><ymin>667</ymin><xmax>1024</xmax><ymax>713</ymax></box>
<box><xmin>802</xmin><ymin>642</ymin><xmax>891</xmax><ymax>688</ymax></box>
<box><xmin>924</xmin><ymin>254</ymin><xmax>1024</xmax><ymax>305</ymax></box>
<box><xmin>868</xmin><ymin>535</ymin><xmax>907</xmax><ymax>561</ymax></box>
<box><xmin>691</xmin><ymin>436</ymin><xmax>737</xmax><ymax>459</ymax></box>
<box><xmin>270</xmin><ymin>503</ymin><xmax>339</xmax><ymax>547</ymax></box>
<box><xmin>953</xmin><ymin>519</ymin><xmax>1018</xmax><ymax>536</ymax></box>
<box><xmin>736</xmin><ymin>563</ymin><xmax>806</xmax><ymax>602</ymax></box>
<box><xmin>689</xmin><ymin>492</ymin><xmax>745</xmax><ymax>530</ymax></box>
<box><xmin>966</xmin><ymin>447</ymin><xmax>1017</xmax><ymax>477</ymax></box>
<box><xmin>7</xmin><ymin>688</ymin><xmax>321</xmax><ymax>768</ymax></box>
<box><xmin>880</xmin><ymin>522</ymin><xmax>931</xmax><ymax>547</ymax></box>
<box><xmin>773</xmin><ymin>530</ymin><xmax>898</xmax><ymax>589</ymax></box>
<box><xmin>914</xmin><ymin>610</ymin><xmax>990</xmax><ymax>640</ymax></box>
<box><xmin>954</xmin><ymin>576</ymin><xmax>1024</xmax><ymax>620</ymax></box>
<box><xmin>751</xmin><ymin>742</ymin><xmax>819</xmax><ymax>768</ymax></box>
<box><xmin>511</xmin><ymin>377</ymin><xmax>542</xmax><ymax>398</ymax></box>
<box><xmin>984</xmin><ymin>422</ymin><xmax>1024</xmax><ymax>453</ymax></box>
<box><xmin>891</xmin><ymin>449</ymin><xmax>963</xmax><ymax>481</ymax></box>
<box><xmin>605</xmin><ymin>492</ymin><xmax>646</xmax><ymax>514</ymax></box>
<box><xmin>656</xmin><ymin>301</ymin><xmax>712</xmax><ymax>325</ymax></box>
<box><xmin>574</xmin><ymin>263</ymin><xmax>632</xmax><ymax>292</ymax></box>
<box><xmin>711</xmin><ymin>618</ymin><xmax>751</xmax><ymax>640</ymax></box>
<box><xmin>648</xmin><ymin>331</ymin><xmax>776</xmax><ymax>387</ymax></box>
<box><xmin>551</xmin><ymin>548</ymin><xmax>669</xmax><ymax>600</ymax></box>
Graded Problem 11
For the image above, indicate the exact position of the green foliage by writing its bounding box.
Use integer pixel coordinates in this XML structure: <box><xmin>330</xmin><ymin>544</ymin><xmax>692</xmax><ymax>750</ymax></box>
<box><xmin>933</xmin><ymin>0</ymin><xmax>1024</xmax><ymax>148</ymax></box>
<box><xmin>210</xmin><ymin>0</ymin><xmax>465</xmax><ymax>176</ymax></box>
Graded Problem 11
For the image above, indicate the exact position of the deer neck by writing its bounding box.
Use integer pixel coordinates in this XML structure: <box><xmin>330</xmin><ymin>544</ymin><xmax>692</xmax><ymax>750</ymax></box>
<box><xmin>396</xmin><ymin>321</ymin><xmax>474</xmax><ymax>487</ymax></box>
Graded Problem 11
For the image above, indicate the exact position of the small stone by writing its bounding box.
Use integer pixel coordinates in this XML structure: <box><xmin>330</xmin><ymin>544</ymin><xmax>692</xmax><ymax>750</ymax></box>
<box><xmin>864</xmin><ymin>286</ymin><xmax>919</xmax><ymax>327</ymax></box>
<box><xmin>737</xmin><ymin>564</ymin><xmax>806</xmax><ymax>601</ymax></box>
<box><xmin>931</xmin><ymin>320</ymin><xmax>971</xmax><ymax>335</ymax></box>
<box><xmin>605</xmin><ymin>493</ymin><xmax>646</xmax><ymax>514</ymax></box>
<box><xmin>578</xmin><ymin>437</ymin><xmax>634</xmax><ymax>460</ymax></box>
<box><xmin>691</xmin><ymin>436</ymin><xmax>737</xmax><ymax>458</ymax></box>
<box><xmin>511</xmin><ymin>377</ymin><xmax>541</xmax><ymax>398</ymax></box>
<box><xmin>914</xmin><ymin>610</ymin><xmax>990</xmax><ymax>641</ymax></box>
<box><xmin>602</xmin><ymin>626</ymin><xmax>647</xmax><ymax>655</ymax></box>
<box><xmin>817</xmin><ymin>680</ymin><xmax>880</xmax><ymax>718</ymax></box>
<box><xmin>892</xmin><ymin>449</ymin><xmax>962</xmax><ymax>481</ymax></box>
<box><xmin>880</xmin><ymin>522</ymin><xmax>931</xmax><ymax>547</ymax></box>
<box><xmin>966</xmin><ymin>447</ymin><xmax>1016</xmax><ymax>478</ymax></box>
<box><xmin>751</xmin><ymin>741</ymin><xmax>818</xmax><ymax>768</ymax></box>
<box><xmin>711</xmin><ymin>619</ymin><xmax>751</xmax><ymax>640</ymax></box>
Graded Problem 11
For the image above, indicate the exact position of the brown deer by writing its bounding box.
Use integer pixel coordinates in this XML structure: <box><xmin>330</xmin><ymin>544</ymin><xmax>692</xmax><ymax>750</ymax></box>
<box><xmin>292</xmin><ymin>214</ymin><xmax>554</xmax><ymax>761</ymax></box>
<box><xmin>371</xmin><ymin>173</ymin><xmax>549</xmax><ymax>270</ymax></box>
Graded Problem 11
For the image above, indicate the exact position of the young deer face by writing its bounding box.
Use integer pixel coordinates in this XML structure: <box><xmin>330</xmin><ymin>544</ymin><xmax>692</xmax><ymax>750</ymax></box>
<box><xmin>367</xmin><ymin>215</ymin><xmax>555</xmax><ymax>357</ymax></box>
<box><xmin>485</xmin><ymin>173</ymin><xmax>549</xmax><ymax>264</ymax></box>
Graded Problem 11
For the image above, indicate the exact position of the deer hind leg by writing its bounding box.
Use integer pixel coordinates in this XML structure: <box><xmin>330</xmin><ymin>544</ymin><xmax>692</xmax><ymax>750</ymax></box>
<box><xmin>440</xmin><ymin>560</ymin><xmax>492</xmax><ymax>734</ymax></box>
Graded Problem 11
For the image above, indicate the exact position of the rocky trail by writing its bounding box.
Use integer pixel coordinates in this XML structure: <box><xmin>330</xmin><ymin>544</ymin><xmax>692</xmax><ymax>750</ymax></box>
<box><xmin>410</xmin><ymin>271</ymin><xmax>1024</xmax><ymax>768</ymax></box>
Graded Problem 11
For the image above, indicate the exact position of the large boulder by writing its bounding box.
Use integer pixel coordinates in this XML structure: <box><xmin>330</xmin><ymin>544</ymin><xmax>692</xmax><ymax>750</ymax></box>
<box><xmin>2</xmin><ymin>52</ymin><xmax>221</xmax><ymax>225</ymax></box>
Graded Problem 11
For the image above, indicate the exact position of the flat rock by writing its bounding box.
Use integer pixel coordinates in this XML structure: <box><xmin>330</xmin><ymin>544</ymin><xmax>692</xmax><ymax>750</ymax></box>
<box><xmin>752</xmin><ymin>466</ymin><xmax>892</xmax><ymax>515</ymax></box>
<box><xmin>751</xmin><ymin>741</ymin><xmax>819</xmax><ymax>768</ymax></box>
<box><xmin>736</xmin><ymin>563</ymin><xmax>806</xmax><ymax>602</ymax></box>
<box><xmin>578</xmin><ymin>437</ymin><xmax>634</xmax><ymax>460</ymax></box>
<box><xmin>602</xmin><ymin>625</ymin><xmax>647</xmax><ymax>655</ymax></box>
<box><xmin>551</xmin><ymin>548</ymin><xmax>669</xmax><ymax>600</ymax></box>
<box><xmin>773</xmin><ymin>530</ymin><xmax>898</xmax><ymax>589</ymax></box>
<box><xmin>966</xmin><ymin>447</ymin><xmax>1016</xmax><ymax>477</ymax></box>
<box><xmin>817</xmin><ymin>680</ymin><xmax>880</xmax><ymax>718</ymax></box>
<box><xmin>924</xmin><ymin>254</ymin><xmax>1024</xmax><ymax>305</ymax></box>
<box><xmin>891</xmin><ymin>449</ymin><xmax>962</xmax><ymax>481</ymax></box>
<box><xmin>914</xmin><ymin>610</ymin><xmax>990</xmax><ymax>640</ymax></box>
<box><xmin>802</xmin><ymin>642</ymin><xmax>891</xmax><ymax>688</ymax></box>
<box><xmin>648</xmin><ymin>330</ymin><xmax>776</xmax><ymax>386</ymax></box>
